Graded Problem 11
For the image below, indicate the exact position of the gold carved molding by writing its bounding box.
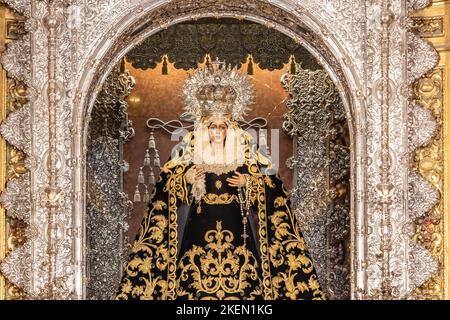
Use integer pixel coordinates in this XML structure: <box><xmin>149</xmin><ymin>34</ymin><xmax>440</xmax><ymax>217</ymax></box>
<box><xmin>0</xmin><ymin>5</ymin><xmax>5</xmax><ymax>300</ymax></box>
<box><xmin>411</xmin><ymin>0</ymin><xmax>450</xmax><ymax>300</ymax></box>
<box><xmin>411</xmin><ymin>16</ymin><xmax>444</xmax><ymax>38</ymax></box>
<box><xmin>0</xmin><ymin>4</ymin><xmax>27</xmax><ymax>300</ymax></box>
<box><xmin>412</xmin><ymin>67</ymin><xmax>445</xmax><ymax>299</ymax></box>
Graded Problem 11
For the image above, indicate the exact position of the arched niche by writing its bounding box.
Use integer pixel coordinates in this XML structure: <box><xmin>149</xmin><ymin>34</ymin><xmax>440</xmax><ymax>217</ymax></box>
<box><xmin>77</xmin><ymin>1</ymin><xmax>363</xmax><ymax>300</ymax></box>
<box><xmin>86</xmin><ymin>17</ymin><xmax>351</xmax><ymax>299</ymax></box>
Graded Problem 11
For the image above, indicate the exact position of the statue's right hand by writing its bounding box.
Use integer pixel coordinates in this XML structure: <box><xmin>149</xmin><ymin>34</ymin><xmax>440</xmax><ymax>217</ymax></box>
<box><xmin>185</xmin><ymin>165</ymin><xmax>205</xmax><ymax>184</ymax></box>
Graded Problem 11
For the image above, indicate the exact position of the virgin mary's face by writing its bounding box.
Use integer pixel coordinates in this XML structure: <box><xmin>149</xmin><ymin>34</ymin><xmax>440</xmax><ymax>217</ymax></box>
<box><xmin>208</xmin><ymin>120</ymin><xmax>228</xmax><ymax>145</ymax></box>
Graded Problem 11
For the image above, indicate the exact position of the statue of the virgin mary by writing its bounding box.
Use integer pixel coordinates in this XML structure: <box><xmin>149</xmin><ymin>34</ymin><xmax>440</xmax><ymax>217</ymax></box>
<box><xmin>116</xmin><ymin>61</ymin><xmax>325</xmax><ymax>300</ymax></box>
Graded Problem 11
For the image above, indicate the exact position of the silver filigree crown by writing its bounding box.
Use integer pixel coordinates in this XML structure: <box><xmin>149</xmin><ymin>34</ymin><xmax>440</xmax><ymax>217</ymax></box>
<box><xmin>182</xmin><ymin>58</ymin><xmax>254</xmax><ymax>121</ymax></box>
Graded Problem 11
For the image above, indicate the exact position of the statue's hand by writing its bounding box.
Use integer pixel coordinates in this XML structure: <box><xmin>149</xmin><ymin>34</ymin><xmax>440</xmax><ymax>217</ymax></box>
<box><xmin>226</xmin><ymin>171</ymin><xmax>247</xmax><ymax>187</ymax></box>
<box><xmin>185</xmin><ymin>165</ymin><xmax>205</xmax><ymax>184</ymax></box>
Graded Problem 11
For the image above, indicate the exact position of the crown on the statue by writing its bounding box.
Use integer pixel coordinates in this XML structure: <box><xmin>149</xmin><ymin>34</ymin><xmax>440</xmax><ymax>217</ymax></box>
<box><xmin>196</xmin><ymin>80</ymin><xmax>237</xmax><ymax>117</ymax></box>
<box><xmin>182</xmin><ymin>58</ymin><xmax>254</xmax><ymax>121</ymax></box>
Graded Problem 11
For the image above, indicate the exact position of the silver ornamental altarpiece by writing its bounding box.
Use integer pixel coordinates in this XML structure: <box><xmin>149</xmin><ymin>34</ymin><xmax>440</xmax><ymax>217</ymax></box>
<box><xmin>0</xmin><ymin>0</ymin><xmax>441</xmax><ymax>299</ymax></box>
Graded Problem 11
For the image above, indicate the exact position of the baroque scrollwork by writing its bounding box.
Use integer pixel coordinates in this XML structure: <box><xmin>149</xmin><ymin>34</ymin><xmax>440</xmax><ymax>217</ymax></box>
<box><xmin>407</xmin><ymin>0</ymin><xmax>433</xmax><ymax>13</ymax></box>
<box><xmin>0</xmin><ymin>104</ymin><xmax>30</xmax><ymax>154</ymax></box>
<box><xmin>0</xmin><ymin>242</ymin><xmax>31</xmax><ymax>293</ymax></box>
<box><xmin>176</xmin><ymin>221</ymin><xmax>262</xmax><ymax>300</ymax></box>
<box><xmin>6</xmin><ymin>19</ymin><xmax>26</xmax><ymax>40</ymax></box>
<box><xmin>410</xmin><ymin>67</ymin><xmax>445</xmax><ymax>299</ymax></box>
<box><xmin>0</xmin><ymin>1</ymin><xmax>30</xmax><ymax>17</ymax></box>
<box><xmin>408</xmin><ymin>241</ymin><xmax>439</xmax><ymax>291</ymax></box>
<box><xmin>408</xmin><ymin>103</ymin><xmax>437</xmax><ymax>153</ymax></box>
<box><xmin>127</xmin><ymin>19</ymin><xmax>320</xmax><ymax>71</ymax></box>
<box><xmin>407</xmin><ymin>32</ymin><xmax>439</xmax><ymax>85</ymax></box>
<box><xmin>0</xmin><ymin>172</ymin><xmax>30</xmax><ymax>221</ymax></box>
<box><xmin>411</xmin><ymin>16</ymin><xmax>444</xmax><ymax>38</ymax></box>
<box><xmin>408</xmin><ymin>172</ymin><xmax>439</xmax><ymax>220</ymax></box>
<box><xmin>281</xmin><ymin>63</ymin><xmax>350</xmax><ymax>300</ymax></box>
<box><xmin>0</xmin><ymin>7</ymin><xmax>31</xmax><ymax>297</ymax></box>
<box><xmin>0</xmin><ymin>38</ymin><xmax>30</xmax><ymax>86</ymax></box>
<box><xmin>86</xmin><ymin>64</ymin><xmax>135</xmax><ymax>300</ymax></box>
<box><xmin>6</xmin><ymin>77</ymin><xmax>27</xmax><ymax>112</ymax></box>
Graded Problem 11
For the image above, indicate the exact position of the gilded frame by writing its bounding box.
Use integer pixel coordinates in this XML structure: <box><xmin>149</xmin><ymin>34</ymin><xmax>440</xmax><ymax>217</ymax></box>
<box><xmin>411</xmin><ymin>0</ymin><xmax>450</xmax><ymax>299</ymax></box>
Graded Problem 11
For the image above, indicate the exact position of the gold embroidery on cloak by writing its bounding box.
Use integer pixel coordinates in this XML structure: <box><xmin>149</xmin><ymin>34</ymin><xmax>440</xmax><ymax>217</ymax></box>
<box><xmin>164</xmin><ymin>164</ymin><xmax>188</xmax><ymax>299</ymax></box>
<box><xmin>269</xmin><ymin>197</ymin><xmax>325</xmax><ymax>300</ymax></box>
<box><xmin>203</xmin><ymin>193</ymin><xmax>239</xmax><ymax>205</ymax></box>
<box><xmin>176</xmin><ymin>221</ymin><xmax>262</xmax><ymax>300</ymax></box>
<box><xmin>116</xmin><ymin>199</ymin><xmax>169</xmax><ymax>300</ymax></box>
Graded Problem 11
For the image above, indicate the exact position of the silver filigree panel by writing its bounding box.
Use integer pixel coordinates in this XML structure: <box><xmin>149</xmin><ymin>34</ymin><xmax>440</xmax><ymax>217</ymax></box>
<box><xmin>282</xmin><ymin>64</ymin><xmax>350</xmax><ymax>300</ymax></box>
<box><xmin>86</xmin><ymin>65</ymin><xmax>134</xmax><ymax>300</ymax></box>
